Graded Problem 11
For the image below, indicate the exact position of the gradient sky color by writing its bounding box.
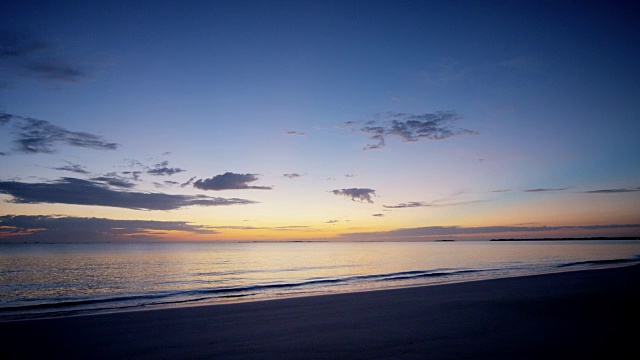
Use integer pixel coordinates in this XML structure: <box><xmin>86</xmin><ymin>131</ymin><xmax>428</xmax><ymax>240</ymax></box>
<box><xmin>1</xmin><ymin>0</ymin><xmax>639</xmax><ymax>242</ymax></box>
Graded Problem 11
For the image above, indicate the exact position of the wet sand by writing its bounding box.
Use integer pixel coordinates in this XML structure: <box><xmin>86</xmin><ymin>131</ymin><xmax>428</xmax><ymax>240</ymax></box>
<box><xmin>2</xmin><ymin>265</ymin><xmax>639</xmax><ymax>359</ymax></box>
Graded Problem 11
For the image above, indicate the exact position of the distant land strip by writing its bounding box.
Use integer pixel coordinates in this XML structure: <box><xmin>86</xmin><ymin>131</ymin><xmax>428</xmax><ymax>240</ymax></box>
<box><xmin>491</xmin><ymin>237</ymin><xmax>640</xmax><ymax>241</ymax></box>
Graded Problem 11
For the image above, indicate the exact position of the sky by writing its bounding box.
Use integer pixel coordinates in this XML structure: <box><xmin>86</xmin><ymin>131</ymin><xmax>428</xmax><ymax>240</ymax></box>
<box><xmin>1</xmin><ymin>0</ymin><xmax>639</xmax><ymax>242</ymax></box>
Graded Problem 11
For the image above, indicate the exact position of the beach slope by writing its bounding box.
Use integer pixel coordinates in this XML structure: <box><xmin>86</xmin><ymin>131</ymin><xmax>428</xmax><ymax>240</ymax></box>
<box><xmin>3</xmin><ymin>265</ymin><xmax>639</xmax><ymax>359</ymax></box>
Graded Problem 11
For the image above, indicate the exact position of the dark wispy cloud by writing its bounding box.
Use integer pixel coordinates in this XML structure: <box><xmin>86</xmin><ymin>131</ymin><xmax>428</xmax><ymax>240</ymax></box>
<box><xmin>121</xmin><ymin>171</ymin><xmax>143</xmax><ymax>182</ymax></box>
<box><xmin>23</xmin><ymin>61</ymin><xmax>87</xmax><ymax>82</ymax></box>
<box><xmin>344</xmin><ymin>111</ymin><xmax>476</xmax><ymax>150</ymax></box>
<box><xmin>582</xmin><ymin>188</ymin><xmax>640</xmax><ymax>194</ymax></box>
<box><xmin>90</xmin><ymin>173</ymin><xmax>136</xmax><ymax>189</ymax></box>
<box><xmin>193</xmin><ymin>172</ymin><xmax>272</xmax><ymax>190</ymax></box>
<box><xmin>523</xmin><ymin>187</ymin><xmax>570</xmax><ymax>193</ymax></box>
<box><xmin>335</xmin><ymin>120</ymin><xmax>358</xmax><ymax>129</ymax></box>
<box><xmin>284</xmin><ymin>130</ymin><xmax>306</xmax><ymax>136</ymax></box>
<box><xmin>344</xmin><ymin>174</ymin><xmax>356</xmax><ymax>178</ymax></box>
<box><xmin>340</xmin><ymin>224</ymin><xmax>640</xmax><ymax>241</ymax></box>
<box><xmin>0</xmin><ymin>31</ymin><xmax>47</xmax><ymax>57</ymax></box>
<box><xmin>0</xmin><ymin>112</ymin><xmax>118</xmax><ymax>154</ymax></box>
<box><xmin>147</xmin><ymin>160</ymin><xmax>186</xmax><ymax>176</ymax></box>
<box><xmin>0</xmin><ymin>31</ymin><xmax>88</xmax><ymax>82</ymax></box>
<box><xmin>52</xmin><ymin>162</ymin><xmax>90</xmax><ymax>174</ymax></box>
<box><xmin>180</xmin><ymin>176</ymin><xmax>196</xmax><ymax>188</ymax></box>
<box><xmin>372</xmin><ymin>213</ymin><xmax>385</xmax><ymax>217</ymax></box>
<box><xmin>0</xmin><ymin>178</ymin><xmax>257</xmax><ymax>210</ymax></box>
<box><xmin>283</xmin><ymin>173</ymin><xmax>302</xmax><ymax>179</ymax></box>
<box><xmin>331</xmin><ymin>188</ymin><xmax>376</xmax><ymax>203</ymax></box>
<box><xmin>0</xmin><ymin>215</ymin><xmax>218</xmax><ymax>243</ymax></box>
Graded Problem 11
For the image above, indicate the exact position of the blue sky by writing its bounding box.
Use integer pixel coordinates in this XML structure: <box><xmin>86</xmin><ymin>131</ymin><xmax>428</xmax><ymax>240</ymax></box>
<box><xmin>1</xmin><ymin>0</ymin><xmax>639</xmax><ymax>242</ymax></box>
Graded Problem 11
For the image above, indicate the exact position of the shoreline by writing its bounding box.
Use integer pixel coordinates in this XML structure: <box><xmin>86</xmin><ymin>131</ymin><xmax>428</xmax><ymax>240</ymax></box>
<box><xmin>4</xmin><ymin>261</ymin><xmax>637</xmax><ymax>323</ymax></box>
<box><xmin>2</xmin><ymin>264</ymin><xmax>639</xmax><ymax>359</ymax></box>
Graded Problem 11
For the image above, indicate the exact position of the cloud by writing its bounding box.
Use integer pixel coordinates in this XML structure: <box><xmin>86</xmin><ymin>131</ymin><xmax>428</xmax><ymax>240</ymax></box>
<box><xmin>383</xmin><ymin>200</ymin><xmax>485</xmax><ymax>209</ymax></box>
<box><xmin>0</xmin><ymin>31</ymin><xmax>88</xmax><ymax>82</ymax></box>
<box><xmin>331</xmin><ymin>188</ymin><xmax>376</xmax><ymax>203</ymax></box>
<box><xmin>489</xmin><ymin>104</ymin><xmax>518</xmax><ymax>116</ymax></box>
<box><xmin>0</xmin><ymin>178</ymin><xmax>257</xmax><ymax>210</ymax></box>
<box><xmin>346</xmin><ymin>111</ymin><xmax>475</xmax><ymax>150</ymax></box>
<box><xmin>0</xmin><ymin>215</ymin><xmax>218</xmax><ymax>243</ymax></box>
<box><xmin>372</xmin><ymin>213</ymin><xmax>385</xmax><ymax>217</ymax></box>
<box><xmin>383</xmin><ymin>201</ymin><xmax>424</xmax><ymax>209</ymax></box>
<box><xmin>284</xmin><ymin>130</ymin><xmax>306</xmax><ymax>136</ymax></box>
<box><xmin>121</xmin><ymin>171</ymin><xmax>143</xmax><ymax>182</ymax></box>
<box><xmin>180</xmin><ymin>176</ymin><xmax>196</xmax><ymax>188</ymax></box>
<box><xmin>23</xmin><ymin>60</ymin><xmax>87</xmax><ymax>82</ymax></box>
<box><xmin>0</xmin><ymin>31</ymin><xmax>47</xmax><ymax>58</ymax></box>
<box><xmin>207</xmin><ymin>225</ymin><xmax>309</xmax><ymax>231</ymax></box>
<box><xmin>90</xmin><ymin>173</ymin><xmax>136</xmax><ymax>189</ymax></box>
<box><xmin>582</xmin><ymin>188</ymin><xmax>640</xmax><ymax>194</ymax></box>
<box><xmin>326</xmin><ymin>219</ymin><xmax>339</xmax><ymax>224</ymax></box>
<box><xmin>340</xmin><ymin>224</ymin><xmax>640</xmax><ymax>241</ymax></box>
<box><xmin>193</xmin><ymin>172</ymin><xmax>272</xmax><ymax>190</ymax></box>
<box><xmin>417</xmin><ymin>59</ymin><xmax>471</xmax><ymax>86</ymax></box>
<box><xmin>147</xmin><ymin>160</ymin><xmax>185</xmax><ymax>176</ymax></box>
<box><xmin>52</xmin><ymin>162</ymin><xmax>90</xmax><ymax>174</ymax></box>
<box><xmin>523</xmin><ymin>187</ymin><xmax>570</xmax><ymax>193</ymax></box>
<box><xmin>0</xmin><ymin>112</ymin><xmax>118</xmax><ymax>154</ymax></box>
<box><xmin>283</xmin><ymin>173</ymin><xmax>302</xmax><ymax>179</ymax></box>
<box><xmin>344</xmin><ymin>174</ymin><xmax>356</xmax><ymax>178</ymax></box>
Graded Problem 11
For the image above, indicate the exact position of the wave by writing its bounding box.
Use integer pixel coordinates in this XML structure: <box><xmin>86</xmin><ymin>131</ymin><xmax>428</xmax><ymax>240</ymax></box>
<box><xmin>557</xmin><ymin>255</ymin><xmax>640</xmax><ymax>268</ymax></box>
<box><xmin>192</xmin><ymin>264</ymin><xmax>356</xmax><ymax>278</ymax></box>
<box><xmin>0</xmin><ymin>268</ymin><xmax>485</xmax><ymax>318</ymax></box>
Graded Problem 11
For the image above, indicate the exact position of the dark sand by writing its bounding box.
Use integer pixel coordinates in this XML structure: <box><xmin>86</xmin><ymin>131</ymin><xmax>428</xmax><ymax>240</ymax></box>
<box><xmin>2</xmin><ymin>265</ymin><xmax>639</xmax><ymax>359</ymax></box>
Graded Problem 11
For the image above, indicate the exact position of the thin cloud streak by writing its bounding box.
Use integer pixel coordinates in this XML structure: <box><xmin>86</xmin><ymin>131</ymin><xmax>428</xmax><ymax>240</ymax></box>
<box><xmin>53</xmin><ymin>162</ymin><xmax>90</xmax><ymax>174</ymax></box>
<box><xmin>383</xmin><ymin>200</ymin><xmax>486</xmax><ymax>209</ymax></box>
<box><xmin>340</xmin><ymin>224</ymin><xmax>640</xmax><ymax>241</ymax></box>
<box><xmin>523</xmin><ymin>187</ymin><xmax>570</xmax><ymax>192</ymax></box>
<box><xmin>209</xmin><ymin>225</ymin><xmax>310</xmax><ymax>231</ymax></box>
<box><xmin>582</xmin><ymin>188</ymin><xmax>640</xmax><ymax>194</ymax></box>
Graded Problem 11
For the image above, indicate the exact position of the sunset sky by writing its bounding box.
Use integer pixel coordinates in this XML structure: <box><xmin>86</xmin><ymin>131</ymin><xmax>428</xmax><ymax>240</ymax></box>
<box><xmin>1</xmin><ymin>0</ymin><xmax>639</xmax><ymax>242</ymax></box>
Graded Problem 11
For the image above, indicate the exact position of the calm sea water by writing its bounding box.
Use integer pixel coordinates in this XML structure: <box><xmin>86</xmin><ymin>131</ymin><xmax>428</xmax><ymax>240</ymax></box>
<box><xmin>2</xmin><ymin>240</ymin><xmax>640</xmax><ymax>321</ymax></box>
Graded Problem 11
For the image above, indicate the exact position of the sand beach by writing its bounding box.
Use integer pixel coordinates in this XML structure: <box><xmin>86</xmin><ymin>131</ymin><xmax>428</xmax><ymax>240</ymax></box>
<box><xmin>2</xmin><ymin>265</ymin><xmax>639</xmax><ymax>359</ymax></box>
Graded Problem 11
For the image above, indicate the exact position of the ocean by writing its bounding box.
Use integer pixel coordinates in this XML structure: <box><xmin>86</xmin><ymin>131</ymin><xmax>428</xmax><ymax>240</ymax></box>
<box><xmin>2</xmin><ymin>240</ymin><xmax>639</xmax><ymax>321</ymax></box>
